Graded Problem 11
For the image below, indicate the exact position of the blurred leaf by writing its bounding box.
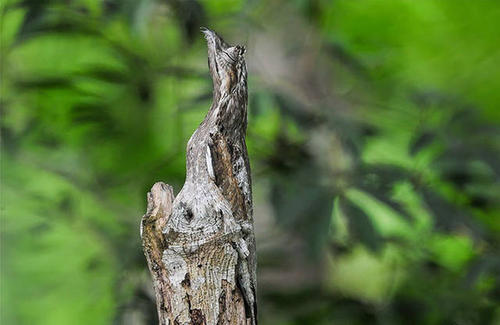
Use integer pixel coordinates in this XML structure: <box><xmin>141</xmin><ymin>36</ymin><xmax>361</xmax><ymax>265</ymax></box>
<box><xmin>355</xmin><ymin>164</ymin><xmax>413</xmax><ymax>221</ymax></box>
<box><xmin>409</xmin><ymin>131</ymin><xmax>436</xmax><ymax>156</ymax></box>
<box><xmin>429</xmin><ymin>233</ymin><xmax>475</xmax><ymax>272</ymax></box>
<box><xmin>339</xmin><ymin>196</ymin><xmax>382</xmax><ymax>252</ymax></box>
<box><xmin>421</xmin><ymin>188</ymin><xmax>486</xmax><ymax>239</ymax></box>
<box><xmin>13</xmin><ymin>76</ymin><xmax>74</xmax><ymax>89</ymax></box>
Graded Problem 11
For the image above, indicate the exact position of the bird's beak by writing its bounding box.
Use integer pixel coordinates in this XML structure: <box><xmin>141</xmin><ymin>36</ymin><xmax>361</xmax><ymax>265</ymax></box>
<box><xmin>201</xmin><ymin>27</ymin><xmax>219</xmax><ymax>57</ymax></box>
<box><xmin>200</xmin><ymin>27</ymin><xmax>216</xmax><ymax>42</ymax></box>
<box><xmin>201</xmin><ymin>27</ymin><xmax>229</xmax><ymax>88</ymax></box>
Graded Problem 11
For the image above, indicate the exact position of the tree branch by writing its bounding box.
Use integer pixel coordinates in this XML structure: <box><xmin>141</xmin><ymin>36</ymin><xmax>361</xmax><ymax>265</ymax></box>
<box><xmin>141</xmin><ymin>28</ymin><xmax>257</xmax><ymax>325</ymax></box>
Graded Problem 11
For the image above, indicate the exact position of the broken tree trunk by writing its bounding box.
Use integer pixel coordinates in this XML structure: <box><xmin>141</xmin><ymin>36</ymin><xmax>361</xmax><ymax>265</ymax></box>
<box><xmin>140</xmin><ymin>28</ymin><xmax>257</xmax><ymax>325</ymax></box>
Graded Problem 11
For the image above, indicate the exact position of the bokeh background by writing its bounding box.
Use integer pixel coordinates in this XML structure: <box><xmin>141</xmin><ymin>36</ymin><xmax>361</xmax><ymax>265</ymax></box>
<box><xmin>2</xmin><ymin>0</ymin><xmax>500</xmax><ymax>324</ymax></box>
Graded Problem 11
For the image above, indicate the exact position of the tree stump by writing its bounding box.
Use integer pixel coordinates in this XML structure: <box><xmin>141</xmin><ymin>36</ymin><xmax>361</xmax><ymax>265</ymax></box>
<box><xmin>140</xmin><ymin>28</ymin><xmax>257</xmax><ymax>325</ymax></box>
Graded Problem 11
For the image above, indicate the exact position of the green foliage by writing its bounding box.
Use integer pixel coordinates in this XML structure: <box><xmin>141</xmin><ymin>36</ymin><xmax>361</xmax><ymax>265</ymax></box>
<box><xmin>1</xmin><ymin>0</ymin><xmax>499</xmax><ymax>324</ymax></box>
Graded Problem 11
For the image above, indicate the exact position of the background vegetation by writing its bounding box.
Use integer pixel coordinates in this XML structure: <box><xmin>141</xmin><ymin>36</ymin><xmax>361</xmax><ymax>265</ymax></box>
<box><xmin>2</xmin><ymin>0</ymin><xmax>500</xmax><ymax>324</ymax></box>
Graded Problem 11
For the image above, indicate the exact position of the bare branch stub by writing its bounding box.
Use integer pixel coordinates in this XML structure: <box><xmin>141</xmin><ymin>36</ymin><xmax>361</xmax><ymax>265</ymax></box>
<box><xmin>141</xmin><ymin>28</ymin><xmax>257</xmax><ymax>325</ymax></box>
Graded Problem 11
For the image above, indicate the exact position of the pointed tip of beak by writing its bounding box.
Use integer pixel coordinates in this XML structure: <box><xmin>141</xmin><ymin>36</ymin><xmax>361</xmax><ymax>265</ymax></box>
<box><xmin>200</xmin><ymin>27</ymin><xmax>213</xmax><ymax>36</ymax></box>
<box><xmin>201</xmin><ymin>27</ymin><xmax>229</xmax><ymax>53</ymax></box>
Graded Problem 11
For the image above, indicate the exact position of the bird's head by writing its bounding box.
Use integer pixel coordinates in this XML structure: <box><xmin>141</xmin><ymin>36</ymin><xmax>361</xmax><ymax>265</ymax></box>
<box><xmin>201</xmin><ymin>27</ymin><xmax>247</xmax><ymax>97</ymax></box>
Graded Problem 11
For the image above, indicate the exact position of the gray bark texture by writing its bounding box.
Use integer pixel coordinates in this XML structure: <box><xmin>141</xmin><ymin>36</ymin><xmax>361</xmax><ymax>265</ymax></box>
<box><xmin>140</xmin><ymin>28</ymin><xmax>257</xmax><ymax>325</ymax></box>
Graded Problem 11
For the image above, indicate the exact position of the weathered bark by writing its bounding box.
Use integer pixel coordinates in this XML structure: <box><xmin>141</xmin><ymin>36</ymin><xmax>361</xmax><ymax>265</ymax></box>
<box><xmin>140</xmin><ymin>28</ymin><xmax>257</xmax><ymax>325</ymax></box>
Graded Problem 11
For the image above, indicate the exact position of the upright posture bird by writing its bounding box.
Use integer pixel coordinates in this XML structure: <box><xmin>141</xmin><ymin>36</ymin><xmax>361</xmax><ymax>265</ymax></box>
<box><xmin>141</xmin><ymin>28</ymin><xmax>257</xmax><ymax>325</ymax></box>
